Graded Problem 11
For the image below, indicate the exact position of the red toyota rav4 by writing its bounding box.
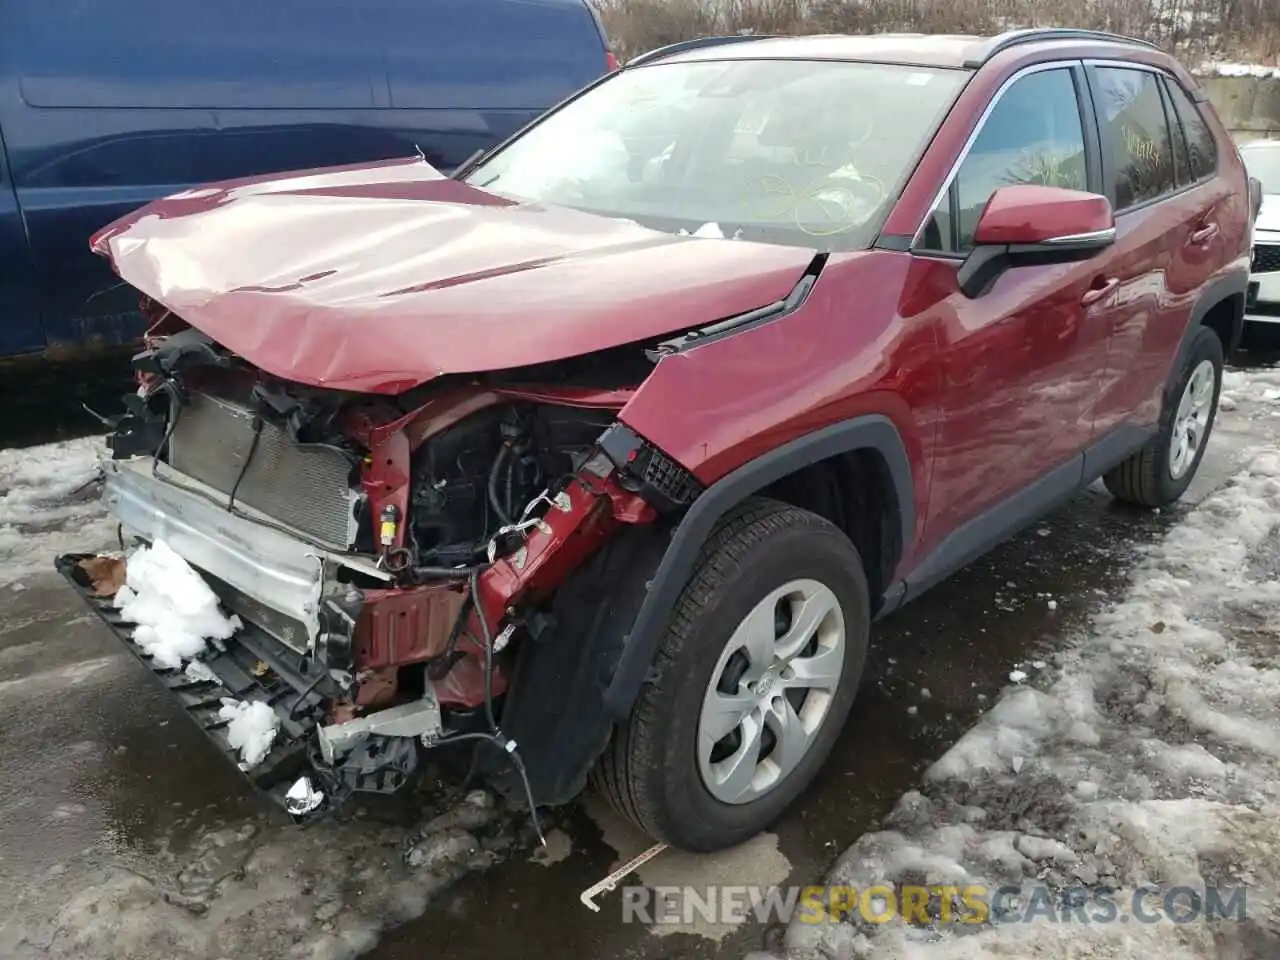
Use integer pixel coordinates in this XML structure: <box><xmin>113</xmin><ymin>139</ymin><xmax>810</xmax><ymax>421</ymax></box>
<box><xmin>62</xmin><ymin>29</ymin><xmax>1252</xmax><ymax>852</ymax></box>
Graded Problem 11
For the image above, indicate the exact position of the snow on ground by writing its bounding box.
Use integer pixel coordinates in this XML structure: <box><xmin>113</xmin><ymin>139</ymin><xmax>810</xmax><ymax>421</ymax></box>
<box><xmin>768</xmin><ymin>368</ymin><xmax>1280</xmax><ymax>960</ymax></box>
<box><xmin>114</xmin><ymin>540</ymin><xmax>241</xmax><ymax>670</ymax></box>
<box><xmin>0</xmin><ymin>435</ymin><xmax>113</xmax><ymax>585</ymax></box>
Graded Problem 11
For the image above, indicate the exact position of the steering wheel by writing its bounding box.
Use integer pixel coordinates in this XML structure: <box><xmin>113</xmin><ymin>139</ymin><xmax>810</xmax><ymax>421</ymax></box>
<box><xmin>794</xmin><ymin>174</ymin><xmax>887</xmax><ymax>237</ymax></box>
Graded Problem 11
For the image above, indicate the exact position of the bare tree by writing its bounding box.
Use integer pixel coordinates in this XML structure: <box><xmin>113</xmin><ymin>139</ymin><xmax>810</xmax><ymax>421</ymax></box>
<box><xmin>595</xmin><ymin>0</ymin><xmax>1279</xmax><ymax>62</ymax></box>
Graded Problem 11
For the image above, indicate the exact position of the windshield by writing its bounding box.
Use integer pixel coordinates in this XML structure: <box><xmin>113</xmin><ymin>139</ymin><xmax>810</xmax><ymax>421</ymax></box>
<box><xmin>465</xmin><ymin>59</ymin><xmax>967</xmax><ymax>250</ymax></box>
<box><xmin>1242</xmin><ymin>144</ymin><xmax>1280</xmax><ymax>193</ymax></box>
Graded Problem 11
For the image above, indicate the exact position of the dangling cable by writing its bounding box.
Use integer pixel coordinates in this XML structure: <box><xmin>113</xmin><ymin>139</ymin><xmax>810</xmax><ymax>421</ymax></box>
<box><xmin>458</xmin><ymin>566</ymin><xmax>546</xmax><ymax>846</ymax></box>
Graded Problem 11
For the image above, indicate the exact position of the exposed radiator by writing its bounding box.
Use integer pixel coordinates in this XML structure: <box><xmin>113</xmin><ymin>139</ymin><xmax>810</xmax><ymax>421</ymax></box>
<box><xmin>168</xmin><ymin>393</ymin><xmax>359</xmax><ymax>549</ymax></box>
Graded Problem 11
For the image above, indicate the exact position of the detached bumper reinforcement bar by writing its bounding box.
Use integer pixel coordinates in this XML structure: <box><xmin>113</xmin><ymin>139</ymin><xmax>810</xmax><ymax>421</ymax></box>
<box><xmin>56</xmin><ymin>553</ymin><xmax>332</xmax><ymax>816</ymax></box>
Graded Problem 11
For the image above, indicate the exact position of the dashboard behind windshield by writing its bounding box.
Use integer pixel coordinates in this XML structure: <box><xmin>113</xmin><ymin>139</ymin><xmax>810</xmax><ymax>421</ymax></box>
<box><xmin>464</xmin><ymin>58</ymin><xmax>967</xmax><ymax>250</ymax></box>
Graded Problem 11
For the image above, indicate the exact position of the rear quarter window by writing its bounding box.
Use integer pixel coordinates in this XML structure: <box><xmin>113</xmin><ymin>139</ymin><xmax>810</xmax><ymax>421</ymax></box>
<box><xmin>1164</xmin><ymin>80</ymin><xmax>1219</xmax><ymax>182</ymax></box>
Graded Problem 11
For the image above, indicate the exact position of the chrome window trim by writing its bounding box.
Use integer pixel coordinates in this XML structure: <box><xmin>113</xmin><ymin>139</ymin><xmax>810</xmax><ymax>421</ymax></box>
<box><xmin>1041</xmin><ymin>227</ymin><xmax>1117</xmax><ymax>245</ymax></box>
<box><xmin>910</xmin><ymin>59</ymin><xmax>1083</xmax><ymax>249</ymax></box>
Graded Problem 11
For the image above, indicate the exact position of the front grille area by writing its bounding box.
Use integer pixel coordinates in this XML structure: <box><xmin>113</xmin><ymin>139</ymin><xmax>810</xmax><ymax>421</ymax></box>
<box><xmin>168</xmin><ymin>393</ymin><xmax>358</xmax><ymax>549</ymax></box>
<box><xmin>1255</xmin><ymin>244</ymin><xmax>1280</xmax><ymax>274</ymax></box>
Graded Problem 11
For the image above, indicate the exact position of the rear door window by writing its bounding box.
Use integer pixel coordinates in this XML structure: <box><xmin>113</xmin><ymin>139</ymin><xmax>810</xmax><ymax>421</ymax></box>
<box><xmin>920</xmin><ymin>67</ymin><xmax>1088</xmax><ymax>254</ymax></box>
<box><xmin>1092</xmin><ymin>67</ymin><xmax>1177</xmax><ymax>210</ymax></box>
<box><xmin>1163</xmin><ymin>80</ymin><xmax>1219</xmax><ymax>183</ymax></box>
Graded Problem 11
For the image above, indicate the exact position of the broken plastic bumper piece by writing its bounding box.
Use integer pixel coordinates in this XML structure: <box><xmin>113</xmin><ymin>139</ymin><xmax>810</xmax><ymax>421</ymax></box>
<box><xmin>56</xmin><ymin>552</ymin><xmax>333</xmax><ymax>817</ymax></box>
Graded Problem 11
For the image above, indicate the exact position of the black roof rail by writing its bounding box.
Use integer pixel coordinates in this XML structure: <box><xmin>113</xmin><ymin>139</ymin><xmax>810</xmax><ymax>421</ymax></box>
<box><xmin>626</xmin><ymin>34</ymin><xmax>778</xmax><ymax>68</ymax></box>
<box><xmin>964</xmin><ymin>27</ymin><xmax>1159</xmax><ymax>68</ymax></box>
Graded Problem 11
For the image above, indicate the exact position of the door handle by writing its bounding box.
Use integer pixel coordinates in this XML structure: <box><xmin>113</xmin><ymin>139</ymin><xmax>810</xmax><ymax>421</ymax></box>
<box><xmin>1189</xmin><ymin>223</ymin><xmax>1219</xmax><ymax>245</ymax></box>
<box><xmin>1081</xmin><ymin>277</ymin><xmax>1119</xmax><ymax>306</ymax></box>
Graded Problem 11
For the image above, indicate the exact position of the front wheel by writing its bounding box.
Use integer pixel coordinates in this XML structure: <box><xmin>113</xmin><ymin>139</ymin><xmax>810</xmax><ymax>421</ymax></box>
<box><xmin>1104</xmin><ymin>325</ymin><xmax>1223</xmax><ymax>508</ymax></box>
<box><xmin>593</xmin><ymin>498</ymin><xmax>869</xmax><ymax>852</ymax></box>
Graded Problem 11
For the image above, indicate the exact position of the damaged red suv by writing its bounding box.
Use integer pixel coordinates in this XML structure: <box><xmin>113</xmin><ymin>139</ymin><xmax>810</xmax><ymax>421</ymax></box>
<box><xmin>62</xmin><ymin>28</ymin><xmax>1252</xmax><ymax>852</ymax></box>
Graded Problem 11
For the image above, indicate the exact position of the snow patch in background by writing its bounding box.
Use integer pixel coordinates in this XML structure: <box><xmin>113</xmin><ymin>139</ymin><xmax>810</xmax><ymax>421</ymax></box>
<box><xmin>772</xmin><ymin>368</ymin><xmax>1280</xmax><ymax>960</ymax></box>
<box><xmin>0</xmin><ymin>436</ymin><xmax>113</xmax><ymax>585</ymax></box>
<box><xmin>1200</xmin><ymin>62</ymin><xmax>1280</xmax><ymax>78</ymax></box>
<box><xmin>218</xmin><ymin>699</ymin><xmax>279</xmax><ymax>769</ymax></box>
<box><xmin>114</xmin><ymin>540</ymin><xmax>240</xmax><ymax>670</ymax></box>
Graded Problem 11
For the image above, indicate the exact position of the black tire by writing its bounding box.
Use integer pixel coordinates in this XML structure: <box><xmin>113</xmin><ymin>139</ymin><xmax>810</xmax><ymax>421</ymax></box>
<box><xmin>1103</xmin><ymin>325</ymin><xmax>1223</xmax><ymax>508</ymax></box>
<box><xmin>593</xmin><ymin>497</ymin><xmax>870</xmax><ymax>852</ymax></box>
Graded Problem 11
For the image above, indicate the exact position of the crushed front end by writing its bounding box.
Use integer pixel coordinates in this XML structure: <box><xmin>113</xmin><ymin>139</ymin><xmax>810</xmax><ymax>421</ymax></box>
<box><xmin>60</xmin><ymin>312</ymin><xmax>700</xmax><ymax>821</ymax></box>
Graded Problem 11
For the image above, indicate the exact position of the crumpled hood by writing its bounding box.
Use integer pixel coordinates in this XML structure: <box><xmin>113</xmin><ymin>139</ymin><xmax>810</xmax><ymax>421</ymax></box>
<box><xmin>92</xmin><ymin>158</ymin><xmax>816</xmax><ymax>394</ymax></box>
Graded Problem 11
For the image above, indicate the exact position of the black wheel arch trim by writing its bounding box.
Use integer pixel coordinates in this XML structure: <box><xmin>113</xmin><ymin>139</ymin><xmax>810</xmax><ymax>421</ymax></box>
<box><xmin>1182</xmin><ymin>269</ymin><xmax>1249</xmax><ymax>360</ymax></box>
<box><xmin>602</xmin><ymin>414</ymin><xmax>915</xmax><ymax>720</ymax></box>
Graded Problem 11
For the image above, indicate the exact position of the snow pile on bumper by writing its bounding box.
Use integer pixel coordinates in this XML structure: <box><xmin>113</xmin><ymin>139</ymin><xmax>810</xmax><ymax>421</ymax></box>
<box><xmin>114</xmin><ymin>540</ymin><xmax>241</xmax><ymax>669</ymax></box>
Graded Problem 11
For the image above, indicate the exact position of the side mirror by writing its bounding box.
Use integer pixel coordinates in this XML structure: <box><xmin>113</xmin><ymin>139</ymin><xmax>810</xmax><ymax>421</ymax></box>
<box><xmin>957</xmin><ymin>185</ymin><xmax>1116</xmax><ymax>298</ymax></box>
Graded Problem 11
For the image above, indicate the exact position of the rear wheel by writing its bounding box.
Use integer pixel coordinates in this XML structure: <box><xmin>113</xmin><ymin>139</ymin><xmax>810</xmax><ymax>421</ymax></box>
<box><xmin>593</xmin><ymin>498</ymin><xmax>869</xmax><ymax>852</ymax></box>
<box><xmin>1104</xmin><ymin>325</ymin><xmax>1223</xmax><ymax>508</ymax></box>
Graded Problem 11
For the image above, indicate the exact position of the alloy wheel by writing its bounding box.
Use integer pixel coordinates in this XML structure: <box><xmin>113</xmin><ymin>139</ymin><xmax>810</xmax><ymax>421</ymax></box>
<box><xmin>697</xmin><ymin>578</ymin><xmax>845</xmax><ymax>804</ymax></box>
<box><xmin>1169</xmin><ymin>358</ymin><xmax>1216</xmax><ymax>480</ymax></box>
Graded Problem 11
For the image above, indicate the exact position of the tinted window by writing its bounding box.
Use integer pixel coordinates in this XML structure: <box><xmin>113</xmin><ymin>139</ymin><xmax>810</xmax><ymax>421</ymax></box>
<box><xmin>467</xmin><ymin>60</ymin><xmax>966</xmax><ymax>251</ymax></box>
<box><xmin>1094</xmin><ymin>68</ymin><xmax>1176</xmax><ymax>210</ymax></box>
<box><xmin>1165</xmin><ymin>80</ymin><xmax>1219</xmax><ymax>182</ymax></box>
<box><xmin>921</xmin><ymin>68</ymin><xmax>1086</xmax><ymax>253</ymax></box>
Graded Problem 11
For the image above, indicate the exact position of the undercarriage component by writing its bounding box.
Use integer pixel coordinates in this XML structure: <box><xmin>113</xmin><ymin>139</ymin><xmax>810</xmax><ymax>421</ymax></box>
<box><xmin>317</xmin><ymin>691</ymin><xmax>442</xmax><ymax>765</ymax></box>
<box><xmin>309</xmin><ymin>731</ymin><xmax>420</xmax><ymax>801</ymax></box>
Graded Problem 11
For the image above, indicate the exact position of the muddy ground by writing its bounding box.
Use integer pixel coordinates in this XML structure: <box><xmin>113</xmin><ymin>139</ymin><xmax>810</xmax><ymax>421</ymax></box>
<box><xmin>1</xmin><ymin>354</ymin><xmax>1277</xmax><ymax>960</ymax></box>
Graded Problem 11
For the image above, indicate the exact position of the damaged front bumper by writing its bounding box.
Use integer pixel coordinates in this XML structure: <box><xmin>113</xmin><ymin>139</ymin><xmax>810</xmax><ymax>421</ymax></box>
<box><xmin>57</xmin><ymin>551</ymin><xmax>331</xmax><ymax>811</ymax></box>
<box><xmin>58</xmin><ymin>459</ymin><xmax>446</xmax><ymax>819</ymax></box>
<box><xmin>60</xmin><ymin>411</ymin><xmax>674</xmax><ymax>821</ymax></box>
<box><xmin>58</xmin><ymin>547</ymin><xmax>448</xmax><ymax>819</ymax></box>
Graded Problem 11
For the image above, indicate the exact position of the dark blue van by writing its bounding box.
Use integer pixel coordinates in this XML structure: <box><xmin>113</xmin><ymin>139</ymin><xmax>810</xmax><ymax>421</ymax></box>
<box><xmin>0</xmin><ymin>0</ymin><xmax>613</xmax><ymax>360</ymax></box>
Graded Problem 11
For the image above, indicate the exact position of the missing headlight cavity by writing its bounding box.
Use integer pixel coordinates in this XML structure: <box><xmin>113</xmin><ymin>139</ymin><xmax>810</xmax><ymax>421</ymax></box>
<box><xmin>649</xmin><ymin>251</ymin><xmax>828</xmax><ymax>357</ymax></box>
